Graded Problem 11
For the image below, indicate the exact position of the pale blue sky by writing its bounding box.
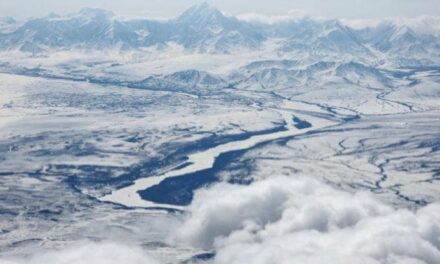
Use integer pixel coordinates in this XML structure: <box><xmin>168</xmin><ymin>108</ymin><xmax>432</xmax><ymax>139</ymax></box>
<box><xmin>0</xmin><ymin>0</ymin><xmax>439</xmax><ymax>20</ymax></box>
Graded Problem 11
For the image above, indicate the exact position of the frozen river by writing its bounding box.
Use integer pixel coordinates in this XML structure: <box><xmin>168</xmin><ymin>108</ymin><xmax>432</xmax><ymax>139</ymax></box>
<box><xmin>100</xmin><ymin>102</ymin><xmax>337</xmax><ymax>210</ymax></box>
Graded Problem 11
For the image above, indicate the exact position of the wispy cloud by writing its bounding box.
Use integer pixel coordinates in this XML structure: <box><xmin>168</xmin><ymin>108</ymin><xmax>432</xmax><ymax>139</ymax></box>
<box><xmin>236</xmin><ymin>9</ymin><xmax>313</xmax><ymax>24</ymax></box>
<box><xmin>343</xmin><ymin>15</ymin><xmax>440</xmax><ymax>35</ymax></box>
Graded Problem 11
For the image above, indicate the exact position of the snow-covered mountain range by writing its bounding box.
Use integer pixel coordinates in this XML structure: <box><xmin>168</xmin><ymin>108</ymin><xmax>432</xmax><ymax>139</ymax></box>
<box><xmin>1</xmin><ymin>3</ymin><xmax>440</xmax><ymax>66</ymax></box>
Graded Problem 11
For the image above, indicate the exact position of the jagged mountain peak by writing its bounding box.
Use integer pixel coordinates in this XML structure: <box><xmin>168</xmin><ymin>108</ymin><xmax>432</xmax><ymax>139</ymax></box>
<box><xmin>177</xmin><ymin>2</ymin><xmax>228</xmax><ymax>25</ymax></box>
<box><xmin>0</xmin><ymin>5</ymin><xmax>439</xmax><ymax>62</ymax></box>
<box><xmin>390</xmin><ymin>25</ymin><xmax>417</xmax><ymax>40</ymax></box>
<box><xmin>169</xmin><ymin>2</ymin><xmax>265</xmax><ymax>53</ymax></box>
<box><xmin>179</xmin><ymin>2</ymin><xmax>221</xmax><ymax>16</ymax></box>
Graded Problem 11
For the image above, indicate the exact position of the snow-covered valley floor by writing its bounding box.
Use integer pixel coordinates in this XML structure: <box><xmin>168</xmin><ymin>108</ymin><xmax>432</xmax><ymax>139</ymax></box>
<box><xmin>0</xmin><ymin>65</ymin><xmax>439</xmax><ymax>263</ymax></box>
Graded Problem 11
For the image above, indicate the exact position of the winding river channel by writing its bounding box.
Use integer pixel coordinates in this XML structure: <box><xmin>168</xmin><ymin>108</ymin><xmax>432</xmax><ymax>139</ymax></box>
<box><xmin>100</xmin><ymin>102</ymin><xmax>337</xmax><ymax>210</ymax></box>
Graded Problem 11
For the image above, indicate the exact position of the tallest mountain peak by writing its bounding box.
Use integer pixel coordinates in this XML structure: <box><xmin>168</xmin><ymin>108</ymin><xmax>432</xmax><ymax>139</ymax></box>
<box><xmin>191</xmin><ymin>2</ymin><xmax>217</xmax><ymax>12</ymax></box>
<box><xmin>177</xmin><ymin>2</ymin><xmax>225</xmax><ymax>24</ymax></box>
<box><xmin>197</xmin><ymin>2</ymin><xmax>212</xmax><ymax>9</ymax></box>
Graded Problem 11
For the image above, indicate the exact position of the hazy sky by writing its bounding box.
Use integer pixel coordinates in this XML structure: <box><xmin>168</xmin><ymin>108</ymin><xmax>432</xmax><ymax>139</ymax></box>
<box><xmin>0</xmin><ymin>0</ymin><xmax>439</xmax><ymax>20</ymax></box>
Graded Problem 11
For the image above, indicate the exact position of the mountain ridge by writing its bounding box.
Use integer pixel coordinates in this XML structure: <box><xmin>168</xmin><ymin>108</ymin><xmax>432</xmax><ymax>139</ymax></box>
<box><xmin>0</xmin><ymin>4</ymin><xmax>439</xmax><ymax>65</ymax></box>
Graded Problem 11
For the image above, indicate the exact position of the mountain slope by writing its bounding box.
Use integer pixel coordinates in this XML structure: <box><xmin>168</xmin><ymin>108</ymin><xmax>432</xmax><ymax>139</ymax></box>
<box><xmin>0</xmin><ymin>8</ymin><xmax>139</xmax><ymax>52</ymax></box>
<box><xmin>0</xmin><ymin>4</ymin><xmax>439</xmax><ymax>65</ymax></box>
<box><xmin>171</xmin><ymin>3</ymin><xmax>265</xmax><ymax>53</ymax></box>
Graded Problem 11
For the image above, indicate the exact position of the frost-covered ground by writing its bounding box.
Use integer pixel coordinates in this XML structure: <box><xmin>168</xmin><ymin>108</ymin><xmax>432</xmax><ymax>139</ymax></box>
<box><xmin>1</xmin><ymin>4</ymin><xmax>440</xmax><ymax>264</ymax></box>
<box><xmin>0</xmin><ymin>73</ymin><xmax>288</xmax><ymax>261</ymax></box>
<box><xmin>1</xmin><ymin>66</ymin><xmax>439</xmax><ymax>263</ymax></box>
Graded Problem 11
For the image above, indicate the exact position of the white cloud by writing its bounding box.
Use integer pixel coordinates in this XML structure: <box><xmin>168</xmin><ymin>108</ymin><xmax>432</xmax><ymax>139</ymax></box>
<box><xmin>175</xmin><ymin>176</ymin><xmax>440</xmax><ymax>264</ymax></box>
<box><xmin>2</xmin><ymin>177</ymin><xmax>440</xmax><ymax>264</ymax></box>
<box><xmin>1</xmin><ymin>242</ymin><xmax>161</xmax><ymax>264</ymax></box>
<box><xmin>343</xmin><ymin>15</ymin><xmax>440</xmax><ymax>35</ymax></box>
<box><xmin>236</xmin><ymin>10</ymin><xmax>312</xmax><ymax>24</ymax></box>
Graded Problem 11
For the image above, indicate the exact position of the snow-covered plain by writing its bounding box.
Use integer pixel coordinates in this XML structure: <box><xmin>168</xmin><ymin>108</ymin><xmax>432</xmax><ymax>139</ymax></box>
<box><xmin>1</xmin><ymin>3</ymin><xmax>440</xmax><ymax>264</ymax></box>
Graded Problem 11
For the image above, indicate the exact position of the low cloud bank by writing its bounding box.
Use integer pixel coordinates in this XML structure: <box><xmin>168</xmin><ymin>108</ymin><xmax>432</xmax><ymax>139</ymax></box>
<box><xmin>2</xmin><ymin>176</ymin><xmax>440</xmax><ymax>264</ymax></box>
<box><xmin>1</xmin><ymin>242</ymin><xmax>160</xmax><ymax>264</ymax></box>
<box><xmin>236</xmin><ymin>10</ymin><xmax>312</xmax><ymax>24</ymax></box>
<box><xmin>176</xmin><ymin>176</ymin><xmax>440</xmax><ymax>264</ymax></box>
